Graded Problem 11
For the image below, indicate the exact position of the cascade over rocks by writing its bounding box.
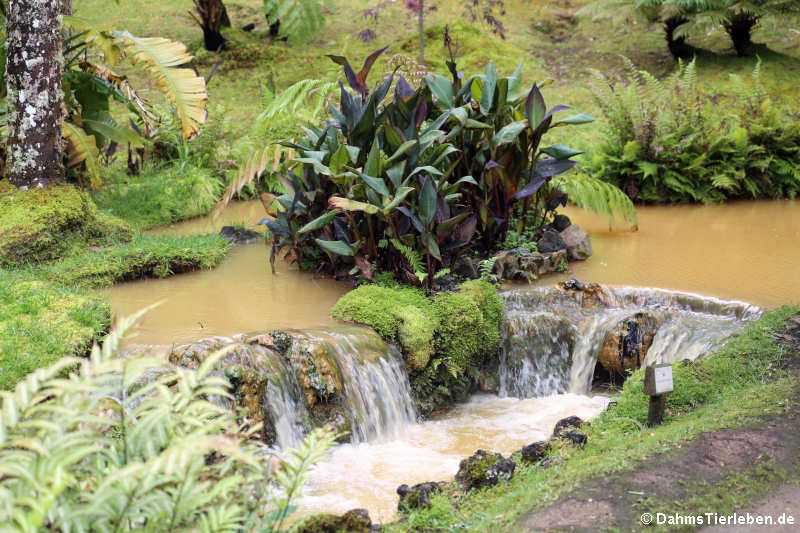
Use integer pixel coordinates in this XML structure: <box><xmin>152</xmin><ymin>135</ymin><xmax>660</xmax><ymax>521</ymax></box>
<box><xmin>455</xmin><ymin>449</ymin><xmax>516</xmax><ymax>491</ymax></box>
<box><xmin>598</xmin><ymin>312</ymin><xmax>659</xmax><ymax>375</ymax></box>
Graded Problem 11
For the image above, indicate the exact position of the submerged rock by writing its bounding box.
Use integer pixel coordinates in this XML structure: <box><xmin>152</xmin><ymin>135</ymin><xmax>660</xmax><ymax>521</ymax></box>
<box><xmin>219</xmin><ymin>225</ymin><xmax>263</xmax><ymax>244</ymax></box>
<box><xmin>557</xmin><ymin>278</ymin><xmax>612</xmax><ymax>307</ymax></box>
<box><xmin>455</xmin><ymin>449</ymin><xmax>516</xmax><ymax>491</ymax></box>
<box><xmin>559</xmin><ymin>224</ymin><xmax>592</xmax><ymax>261</ymax></box>
<box><xmin>397</xmin><ymin>481</ymin><xmax>445</xmax><ymax>511</ymax></box>
<box><xmin>294</xmin><ymin>508</ymin><xmax>373</xmax><ymax>533</ymax></box>
<box><xmin>518</xmin><ymin>440</ymin><xmax>552</xmax><ymax>464</ymax></box>
<box><xmin>598</xmin><ymin>312</ymin><xmax>659</xmax><ymax>375</ymax></box>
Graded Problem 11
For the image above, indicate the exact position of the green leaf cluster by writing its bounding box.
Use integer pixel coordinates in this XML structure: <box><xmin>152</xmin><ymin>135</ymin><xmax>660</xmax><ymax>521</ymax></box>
<box><xmin>257</xmin><ymin>49</ymin><xmax>613</xmax><ymax>287</ymax></box>
<box><xmin>0</xmin><ymin>309</ymin><xmax>335</xmax><ymax>531</ymax></box>
<box><xmin>588</xmin><ymin>58</ymin><xmax>800</xmax><ymax>203</ymax></box>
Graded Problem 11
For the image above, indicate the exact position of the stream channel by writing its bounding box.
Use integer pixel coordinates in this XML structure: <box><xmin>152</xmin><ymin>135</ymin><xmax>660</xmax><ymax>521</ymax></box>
<box><xmin>109</xmin><ymin>198</ymin><xmax>798</xmax><ymax>521</ymax></box>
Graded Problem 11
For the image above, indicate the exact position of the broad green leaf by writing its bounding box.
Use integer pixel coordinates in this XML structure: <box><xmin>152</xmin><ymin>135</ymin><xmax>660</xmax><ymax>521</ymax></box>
<box><xmin>358</xmin><ymin>172</ymin><xmax>390</xmax><ymax>196</ymax></box>
<box><xmin>409</xmin><ymin>166</ymin><xmax>444</xmax><ymax>178</ymax></box>
<box><xmin>298</xmin><ymin>211</ymin><xmax>337</xmax><ymax>234</ymax></box>
<box><xmin>365</xmin><ymin>140</ymin><xmax>381</xmax><ymax>177</ymax></box>
<box><xmin>385</xmin><ymin>162</ymin><xmax>406</xmax><ymax>188</ymax></box>
<box><xmin>426</xmin><ymin>234</ymin><xmax>441</xmax><ymax>261</ymax></box>
<box><xmin>315</xmin><ymin>239</ymin><xmax>355</xmax><ymax>256</ymax></box>
<box><xmin>553</xmin><ymin>113</ymin><xmax>596</xmax><ymax>126</ymax></box>
<box><xmin>383</xmin><ymin>187</ymin><xmax>415</xmax><ymax>212</ymax></box>
<box><xmin>507</xmin><ymin>60</ymin><xmax>524</xmax><ymax>101</ymax></box>
<box><xmin>480</xmin><ymin>62</ymin><xmax>497</xmax><ymax>114</ymax></box>
<box><xmin>525</xmin><ymin>83</ymin><xmax>546</xmax><ymax>130</ymax></box>
<box><xmin>328</xmin><ymin>196</ymin><xmax>379</xmax><ymax>214</ymax></box>
<box><xmin>419</xmin><ymin>177</ymin><xmax>437</xmax><ymax>226</ymax></box>
<box><xmin>82</xmin><ymin>118</ymin><xmax>147</xmax><ymax>148</ymax></box>
<box><xmin>426</xmin><ymin>74</ymin><xmax>454</xmax><ymax>109</ymax></box>
<box><xmin>493</xmin><ymin>120</ymin><xmax>527</xmax><ymax>146</ymax></box>
<box><xmin>386</xmin><ymin>140</ymin><xmax>418</xmax><ymax>165</ymax></box>
<box><xmin>541</xmin><ymin>144</ymin><xmax>583</xmax><ymax>160</ymax></box>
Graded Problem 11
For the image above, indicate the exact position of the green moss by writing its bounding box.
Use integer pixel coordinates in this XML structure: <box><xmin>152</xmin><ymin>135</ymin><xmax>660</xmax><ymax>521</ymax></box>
<box><xmin>29</xmin><ymin>234</ymin><xmax>231</xmax><ymax>288</ymax></box>
<box><xmin>331</xmin><ymin>285</ymin><xmax>437</xmax><ymax>371</ymax></box>
<box><xmin>0</xmin><ymin>182</ymin><xmax>133</xmax><ymax>267</ymax></box>
<box><xmin>92</xmin><ymin>164</ymin><xmax>224</xmax><ymax>229</ymax></box>
<box><xmin>0</xmin><ymin>270</ymin><xmax>110</xmax><ymax>389</ymax></box>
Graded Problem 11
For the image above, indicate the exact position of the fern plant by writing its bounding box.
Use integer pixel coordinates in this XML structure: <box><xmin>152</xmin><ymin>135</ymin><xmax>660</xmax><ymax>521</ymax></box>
<box><xmin>588</xmin><ymin>58</ymin><xmax>800</xmax><ymax>203</ymax></box>
<box><xmin>0</xmin><ymin>308</ymin><xmax>335</xmax><ymax>532</ymax></box>
<box><xmin>263</xmin><ymin>0</ymin><xmax>331</xmax><ymax>45</ymax></box>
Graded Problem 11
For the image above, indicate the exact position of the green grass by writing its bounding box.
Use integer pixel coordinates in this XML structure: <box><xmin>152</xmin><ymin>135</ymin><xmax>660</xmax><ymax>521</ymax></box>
<box><xmin>385</xmin><ymin>306</ymin><xmax>800</xmax><ymax>532</ymax></box>
<box><xmin>93</xmin><ymin>163</ymin><xmax>225</xmax><ymax>230</ymax></box>
<box><xmin>0</xmin><ymin>270</ymin><xmax>110</xmax><ymax>389</ymax></box>
<box><xmin>30</xmin><ymin>233</ymin><xmax>231</xmax><ymax>288</ymax></box>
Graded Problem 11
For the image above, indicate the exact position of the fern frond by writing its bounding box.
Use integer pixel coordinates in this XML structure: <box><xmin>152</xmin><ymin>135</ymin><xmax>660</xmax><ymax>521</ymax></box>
<box><xmin>114</xmin><ymin>32</ymin><xmax>208</xmax><ymax>139</ymax></box>
<box><xmin>264</xmin><ymin>0</ymin><xmax>327</xmax><ymax>45</ymax></box>
<box><xmin>391</xmin><ymin>239</ymin><xmax>424</xmax><ymax>273</ymax></box>
<box><xmin>552</xmin><ymin>172</ymin><xmax>638</xmax><ymax>229</ymax></box>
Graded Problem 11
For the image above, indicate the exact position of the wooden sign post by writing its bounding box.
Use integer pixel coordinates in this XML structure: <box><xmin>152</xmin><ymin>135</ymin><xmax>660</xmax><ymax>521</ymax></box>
<box><xmin>643</xmin><ymin>364</ymin><xmax>673</xmax><ymax>427</ymax></box>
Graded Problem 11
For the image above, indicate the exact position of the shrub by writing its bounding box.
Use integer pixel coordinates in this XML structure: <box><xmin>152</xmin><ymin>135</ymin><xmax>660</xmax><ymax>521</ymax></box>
<box><xmin>0</xmin><ymin>311</ymin><xmax>336</xmax><ymax>531</ymax></box>
<box><xmin>589</xmin><ymin>58</ymin><xmax>800</xmax><ymax>203</ymax></box>
<box><xmin>227</xmin><ymin>47</ymin><xmax>634</xmax><ymax>286</ymax></box>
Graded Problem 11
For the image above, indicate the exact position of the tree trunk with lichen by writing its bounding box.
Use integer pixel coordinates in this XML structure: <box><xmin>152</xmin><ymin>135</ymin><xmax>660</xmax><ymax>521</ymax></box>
<box><xmin>6</xmin><ymin>0</ymin><xmax>64</xmax><ymax>189</ymax></box>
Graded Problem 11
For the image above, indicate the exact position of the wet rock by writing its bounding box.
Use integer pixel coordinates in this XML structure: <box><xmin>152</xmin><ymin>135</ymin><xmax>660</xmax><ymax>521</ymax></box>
<box><xmin>519</xmin><ymin>441</ymin><xmax>552</xmax><ymax>464</ymax></box>
<box><xmin>455</xmin><ymin>449</ymin><xmax>516</xmax><ymax>491</ymax></box>
<box><xmin>219</xmin><ymin>225</ymin><xmax>263</xmax><ymax>244</ymax></box>
<box><xmin>598</xmin><ymin>312</ymin><xmax>659</xmax><ymax>375</ymax></box>
<box><xmin>552</xmin><ymin>214</ymin><xmax>572</xmax><ymax>232</ymax></box>
<box><xmin>537</xmin><ymin>229</ymin><xmax>568</xmax><ymax>254</ymax></box>
<box><xmin>295</xmin><ymin>508</ymin><xmax>373</xmax><ymax>533</ymax></box>
<box><xmin>492</xmin><ymin>250</ymin><xmax>521</xmax><ymax>280</ymax></box>
<box><xmin>310</xmin><ymin>402</ymin><xmax>351</xmax><ymax>443</ymax></box>
<box><xmin>268</xmin><ymin>330</ymin><xmax>293</xmax><ymax>356</ymax></box>
<box><xmin>397</xmin><ymin>481</ymin><xmax>444</xmax><ymax>511</ymax></box>
<box><xmin>559</xmin><ymin>430</ymin><xmax>588</xmax><ymax>447</ymax></box>
<box><xmin>517</xmin><ymin>250</ymin><xmax>568</xmax><ymax>278</ymax></box>
<box><xmin>553</xmin><ymin>416</ymin><xmax>584</xmax><ymax>438</ymax></box>
<box><xmin>557</xmin><ymin>278</ymin><xmax>612</xmax><ymax>307</ymax></box>
<box><xmin>559</xmin><ymin>224</ymin><xmax>592</xmax><ymax>261</ymax></box>
<box><xmin>288</xmin><ymin>339</ymin><xmax>344</xmax><ymax>407</ymax></box>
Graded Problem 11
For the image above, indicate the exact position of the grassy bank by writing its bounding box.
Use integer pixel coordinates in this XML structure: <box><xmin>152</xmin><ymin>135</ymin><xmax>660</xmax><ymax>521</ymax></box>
<box><xmin>385</xmin><ymin>306</ymin><xmax>800</xmax><ymax>532</ymax></box>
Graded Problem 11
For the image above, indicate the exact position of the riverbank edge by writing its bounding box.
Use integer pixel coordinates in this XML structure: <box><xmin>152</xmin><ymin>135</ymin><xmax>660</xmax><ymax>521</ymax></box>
<box><xmin>381</xmin><ymin>306</ymin><xmax>800</xmax><ymax>532</ymax></box>
<box><xmin>0</xmin><ymin>179</ymin><xmax>232</xmax><ymax>389</ymax></box>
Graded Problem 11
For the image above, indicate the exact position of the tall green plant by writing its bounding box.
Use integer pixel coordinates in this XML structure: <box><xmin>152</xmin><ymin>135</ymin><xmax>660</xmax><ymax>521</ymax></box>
<box><xmin>0</xmin><ymin>308</ymin><xmax>335</xmax><ymax>531</ymax></box>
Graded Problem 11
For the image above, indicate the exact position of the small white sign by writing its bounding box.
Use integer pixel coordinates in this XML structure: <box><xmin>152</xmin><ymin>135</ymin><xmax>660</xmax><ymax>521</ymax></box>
<box><xmin>653</xmin><ymin>365</ymin><xmax>674</xmax><ymax>394</ymax></box>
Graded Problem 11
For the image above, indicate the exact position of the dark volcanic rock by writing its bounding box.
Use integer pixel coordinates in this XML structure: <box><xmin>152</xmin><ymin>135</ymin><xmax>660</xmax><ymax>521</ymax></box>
<box><xmin>537</xmin><ymin>229</ymin><xmax>568</xmax><ymax>253</ymax></box>
<box><xmin>552</xmin><ymin>214</ymin><xmax>572</xmax><ymax>232</ymax></box>
<box><xmin>295</xmin><ymin>508</ymin><xmax>373</xmax><ymax>532</ymax></box>
<box><xmin>553</xmin><ymin>416</ymin><xmax>584</xmax><ymax>438</ymax></box>
<box><xmin>519</xmin><ymin>440</ymin><xmax>552</xmax><ymax>464</ymax></box>
<box><xmin>559</xmin><ymin>224</ymin><xmax>592</xmax><ymax>261</ymax></box>
<box><xmin>219</xmin><ymin>225</ymin><xmax>263</xmax><ymax>244</ymax></box>
<box><xmin>397</xmin><ymin>481</ymin><xmax>444</xmax><ymax>511</ymax></box>
<box><xmin>598</xmin><ymin>312</ymin><xmax>659</xmax><ymax>375</ymax></box>
<box><xmin>455</xmin><ymin>449</ymin><xmax>516</xmax><ymax>491</ymax></box>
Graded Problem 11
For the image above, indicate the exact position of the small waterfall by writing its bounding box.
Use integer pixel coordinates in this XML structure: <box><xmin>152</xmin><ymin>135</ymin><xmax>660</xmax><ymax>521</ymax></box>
<box><xmin>499</xmin><ymin>311</ymin><xmax>576</xmax><ymax>397</ymax></box>
<box><xmin>264</xmin><ymin>355</ymin><xmax>311</xmax><ymax>449</ymax></box>
<box><xmin>499</xmin><ymin>285</ymin><xmax>760</xmax><ymax>397</ymax></box>
<box><xmin>287</xmin><ymin>327</ymin><xmax>417</xmax><ymax>444</ymax></box>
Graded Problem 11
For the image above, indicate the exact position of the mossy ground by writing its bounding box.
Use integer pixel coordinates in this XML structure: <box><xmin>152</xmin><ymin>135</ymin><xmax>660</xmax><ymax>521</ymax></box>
<box><xmin>384</xmin><ymin>307</ymin><xmax>800</xmax><ymax>532</ymax></box>
<box><xmin>0</xmin><ymin>270</ymin><xmax>110</xmax><ymax>389</ymax></box>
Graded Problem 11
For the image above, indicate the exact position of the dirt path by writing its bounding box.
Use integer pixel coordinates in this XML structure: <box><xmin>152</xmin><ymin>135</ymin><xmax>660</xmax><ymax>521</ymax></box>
<box><xmin>515</xmin><ymin>317</ymin><xmax>800</xmax><ymax>532</ymax></box>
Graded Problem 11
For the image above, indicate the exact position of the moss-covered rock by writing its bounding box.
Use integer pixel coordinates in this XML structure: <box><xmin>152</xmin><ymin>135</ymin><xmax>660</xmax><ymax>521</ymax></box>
<box><xmin>397</xmin><ymin>481</ymin><xmax>447</xmax><ymax>511</ymax></box>
<box><xmin>294</xmin><ymin>508</ymin><xmax>373</xmax><ymax>533</ymax></box>
<box><xmin>0</xmin><ymin>182</ymin><xmax>132</xmax><ymax>267</ymax></box>
<box><xmin>331</xmin><ymin>281</ymin><xmax>504</xmax><ymax>414</ymax></box>
<box><xmin>331</xmin><ymin>285</ymin><xmax>437</xmax><ymax>371</ymax></box>
<box><xmin>455</xmin><ymin>449</ymin><xmax>516</xmax><ymax>491</ymax></box>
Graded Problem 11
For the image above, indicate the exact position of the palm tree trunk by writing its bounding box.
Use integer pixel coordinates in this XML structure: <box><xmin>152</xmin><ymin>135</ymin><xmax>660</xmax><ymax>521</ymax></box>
<box><xmin>6</xmin><ymin>0</ymin><xmax>64</xmax><ymax>189</ymax></box>
<box><xmin>723</xmin><ymin>11</ymin><xmax>759</xmax><ymax>57</ymax></box>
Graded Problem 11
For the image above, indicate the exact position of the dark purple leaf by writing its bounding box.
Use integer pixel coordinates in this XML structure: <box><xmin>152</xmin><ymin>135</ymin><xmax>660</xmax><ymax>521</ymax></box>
<box><xmin>435</xmin><ymin>196</ymin><xmax>451</xmax><ymax>223</ymax></box>
<box><xmin>398</xmin><ymin>206</ymin><xmax>425</xmax><ymax>233</ymax></box>
<box><xmin>357</xmin><ymin>46</ymin><xmax>389</xmax><ymax>93</ymax></box>
<box><xmin>534</xmin><ymin>158</ymin><xmax>577</xmax><ymax>179</ymax></box>
<box><xmin>485</xmin><ymin>160</ymin><xmax>504</xmax><ymax>170</ymax></box>
<box><xmin>511</xmin><ymin>175</ymin><xmax>546</xmax><ymax>200</ymax></box>
<box><xmin>396</xmin><ymin>76</ymin><xmax>415</xmax><ymax>100</ymax></box>
<box><xmin>414</xmin><ymin>99</ymin><xmax>428</xmax><ymax>130</ymax></box>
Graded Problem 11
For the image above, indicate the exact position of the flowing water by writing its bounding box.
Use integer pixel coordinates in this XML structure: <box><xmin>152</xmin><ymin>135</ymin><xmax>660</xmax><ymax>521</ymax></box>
<box><xmin>106</xmin><ymin>198</ymin><xmax>799</xmax><ymax>522</ymax></box>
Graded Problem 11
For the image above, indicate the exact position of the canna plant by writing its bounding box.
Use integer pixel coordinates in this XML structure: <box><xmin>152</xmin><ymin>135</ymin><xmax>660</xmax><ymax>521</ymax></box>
<box><xmin>237</xmin><ymin>47</ymin><xmax>633</xmax><ymax>288</ymax></box>
<box><xmin>0</xmin><ymin>307</ymin><xmax>335</xmax><ymax>532</ymax></box>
